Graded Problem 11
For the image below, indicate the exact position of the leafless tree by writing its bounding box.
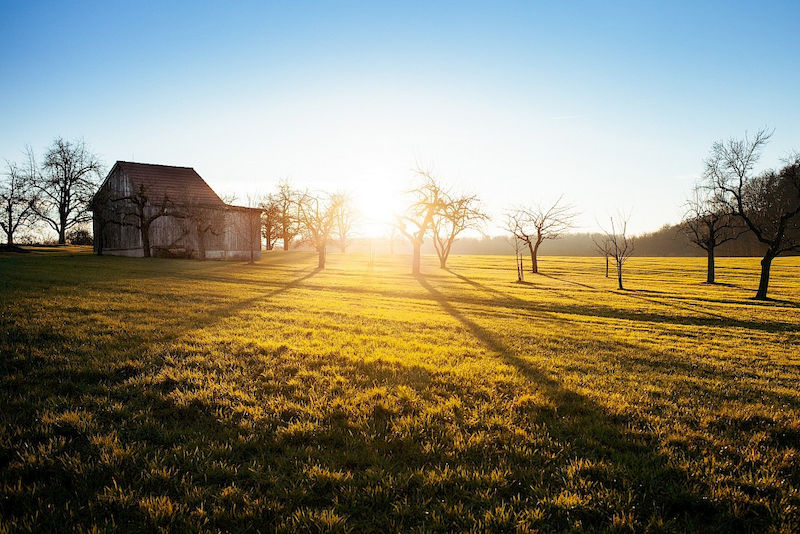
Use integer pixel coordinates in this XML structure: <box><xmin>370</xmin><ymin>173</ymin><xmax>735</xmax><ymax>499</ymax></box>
<box><xmin>591</xmin><ymin>234</ymin><xmax>611</xmax><ymax>278</ymax></box>
<box><xmin>32</xmin><ymin>138</ymin><xmax>103</xmax><ymax>244</ymax></box>
<box><xmin>432</xmin><ymin>191</ymin><xmax>487</xmax><ymax>268</ymax></box>
<box><xmin>600</xmin><ymin>214</ymin><xmax>634</xmax><ymax>290</ymax></box>
<box><xmin>333</xmin><ymin>192</ymin><xmax>357</xmax><ymax>253</ymax></box>
<box><xmin>508</xmin><ymin>196</ymin><xmax>577</xmax><ymax>273</ymax></box>
<box><xmin>295</xmin><ymin>190</ymin><xmax>342</xmax><ymax>269</ymax></box>
<box><xmin>275</xmin><ymin>181</ymin><xmax>300</xmax><ymax>250</ymax></box>
<box><xmin>182</xmin><ymin>198</ymin><xmax>227</xmax><ymax>260</ymax></box>
<box><xmin>395</xmin><ymin>170</ymin><xmax>446</xmax><ymax>275</ymax></box>
<box><xmin>89</xmin><ymin>186</ymin><xmax>111</xmax><ymax>255</ymax></box>
<box><xmin>704</xmin><ymin>129</ymin><xmax>800</xmax><ymax>299</ymax></box>
<box><xmin>112</xmin><ymin>184</ymin><xmax>179</xmax><ymax>258</ymax></box>
<box><xmin>259</xmin><ymin>194</ymin><xmax>281</xmax><ymax>251</ymax></box>
<box><xmin>681</xmin><ymin>187</ymin><xmax>745</xmax><ymax>284</ymax></box>
<box><xmin>507</xmin><ymin>232</ymin><xmax>525</xmax><ymax>282</ymax></box>
<box><xmin>1</xmin><ymin>154</ymin><xmax>39</xmax><ymax>247</ymax></box>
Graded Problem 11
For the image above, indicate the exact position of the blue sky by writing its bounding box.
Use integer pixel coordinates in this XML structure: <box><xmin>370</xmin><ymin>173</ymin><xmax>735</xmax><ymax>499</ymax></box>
<box><xmin>1</xmin><ymin>1</ymin><xmax>798</xmax><ymax>234</ymax></box>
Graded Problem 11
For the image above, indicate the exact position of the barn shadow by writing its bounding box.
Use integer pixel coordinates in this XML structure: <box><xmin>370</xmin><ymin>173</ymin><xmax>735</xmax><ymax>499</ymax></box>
<box><xmin>414</xmin><ymin>273</ymin><xmax>742</xmax><ymax>529</ymax></box>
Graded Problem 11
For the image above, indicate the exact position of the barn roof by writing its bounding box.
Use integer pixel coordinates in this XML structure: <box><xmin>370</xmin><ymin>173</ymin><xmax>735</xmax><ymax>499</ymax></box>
<box><xmin>107</xmin><ymin>161</ymin><xmax>226</xmax><ymax>207</ymax></box>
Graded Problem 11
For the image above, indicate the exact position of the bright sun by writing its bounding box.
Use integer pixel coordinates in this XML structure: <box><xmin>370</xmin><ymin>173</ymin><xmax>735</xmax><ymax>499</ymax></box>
<box><xmin>354</xmin><ymin>181</ymin><xmax>406</xmax><ymax>237</ymax></box>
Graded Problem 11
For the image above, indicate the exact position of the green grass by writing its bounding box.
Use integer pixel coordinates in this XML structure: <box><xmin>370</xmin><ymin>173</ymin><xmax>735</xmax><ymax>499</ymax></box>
<box><xmin>1</xmin><ymin>248</ymin><xmax>798</xmax><ymax>532</ymax></box>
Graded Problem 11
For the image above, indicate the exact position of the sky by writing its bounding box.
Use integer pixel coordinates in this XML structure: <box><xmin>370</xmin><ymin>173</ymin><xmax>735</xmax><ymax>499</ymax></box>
<box><xmin>1</xmin><ymin>1</ymin><xmax>799</xmax><ymax>236</ymax></box>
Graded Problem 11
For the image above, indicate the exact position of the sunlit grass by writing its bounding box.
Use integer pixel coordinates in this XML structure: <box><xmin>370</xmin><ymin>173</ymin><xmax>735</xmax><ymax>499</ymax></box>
<box><xmin>1</xmin><ymin>249</ymin><xmax>798</xmax><ymax>532</ymax></box>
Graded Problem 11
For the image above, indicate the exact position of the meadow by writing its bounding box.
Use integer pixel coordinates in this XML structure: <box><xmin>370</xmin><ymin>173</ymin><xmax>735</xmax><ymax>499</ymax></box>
<box><xmin>0</xmin><ymin>248</ymin><xmax>798</xmax><ymax>532</ymax></box>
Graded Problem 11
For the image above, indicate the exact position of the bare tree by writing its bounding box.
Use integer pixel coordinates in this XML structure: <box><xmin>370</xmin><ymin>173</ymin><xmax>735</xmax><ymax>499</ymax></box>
<box><xmin>395</xmin><ymin>170</ymin><xmax>446</xmax><ymax>275</ymax></box>
<box><xmin>507</xmin><ymin>232</ymin><xmax>525</xmax><ymax>282</ymax></box>
<box><xmin>32</xmin><ymin>138</ymin><xmax>103</xmax><ymax>244</ymax></box>
<box><xmin>259</xmin><ymin>194</ymin><xmax>281</xmax><ymax>251</ymax></box>
<box><xmin>295</xmin><ymin>190</ymin><xmax>342</xmax><ymax>269</ymax></box>
<box><xmin>275</xmin><ymin>181</ymin><xmax>300</xmax><ymax>250</ymax></box>
<box><xmin>432</xmin><ymin>191</ymin><xmax>487</xmax><ymax>268</ymax></box>
<box><xmin>508</xmin><ymin>196</ymin><xmax>576</xmax><ymax>273</ymax></box>
<box><xmin>333</xmin><ymin>192</ymin><xmax>357</xmax><ymax>253</ymax></box>
<box><xmin>600</xmin><ymin>214</ymin><xmax>634</xmax><ymax>290</ymax></box>
<box><xmin>1</xmin><ymin>155</ymin><xmax>39</xmax><ymax>247</ymax></box>
<box><xmin>681</xmin><ymin>188</ymin><xmax>744</xmax><ymax>284</ymax></box>
<box><xmin>183</xmin><ymin>199</ymin><xmax>227</xmax><ymax>260</ymax></box>
<box><xmin>704</xmin><ymin>129</ymin><xmax>800</xmax><ymax>299</ymax></box>
<box><xmin>113</xmin><ymin>184</ymin><xmax>179</xmax><ymax>258</ymax></box>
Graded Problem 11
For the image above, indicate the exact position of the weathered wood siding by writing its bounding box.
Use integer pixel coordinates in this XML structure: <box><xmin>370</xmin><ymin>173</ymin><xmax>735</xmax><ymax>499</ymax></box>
<box><xmin>92</xmin><ymin>167</ymin><xmax>261</xmax><ymax>260</ymax></box>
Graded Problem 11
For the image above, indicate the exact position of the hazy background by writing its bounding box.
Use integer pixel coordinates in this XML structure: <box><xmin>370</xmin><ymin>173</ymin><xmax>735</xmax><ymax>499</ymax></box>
<box><xmin>2</xmin><ymin>1</ymin><xmax>799</xmax><ymax>235</ymax></box>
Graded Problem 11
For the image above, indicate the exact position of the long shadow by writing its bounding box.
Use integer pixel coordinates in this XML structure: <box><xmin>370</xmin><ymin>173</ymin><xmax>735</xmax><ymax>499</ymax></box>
<box><xmin>415</xmin><ymin>274</ymin><xmax>740</xmax><ymax>529</ymax></box>
<box><xmin>440</xmin><ymin>270</ymin><xmax>799</xmax><ymax>408</ymax></box>
<box><xmin>1</xmin><ymin>260</ymin><xmax>785</xmax><ymax>531</ymax></box>
<box><xmin>538</xmin><ymin>272</ymin><xmax>596</xmax><ymax>290</ymax></box>
<box><xmin>285</xmin><ymin>275</ymin><xmax>798</xmax><ymax>334</ymax></box>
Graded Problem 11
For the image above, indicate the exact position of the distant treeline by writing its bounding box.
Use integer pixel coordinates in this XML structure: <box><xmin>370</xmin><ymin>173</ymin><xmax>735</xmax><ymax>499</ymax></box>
<box><xmin>337</xmin><ymin>222</ymin><xmax>787</xmax><ymax>257</ymax></box>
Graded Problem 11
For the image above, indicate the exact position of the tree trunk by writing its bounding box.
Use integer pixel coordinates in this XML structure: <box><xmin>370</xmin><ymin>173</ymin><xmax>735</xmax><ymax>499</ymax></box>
<box><xmin>531</xmin><ymin>241</ymin><xmax>541</xmax><ymax>273</ymax></box>
<box><xmin>755</xmin><ymin>251</ymin><xmax>774</xmax><ymax>300</ymax></box>
<box><xmin>617</xmin><ymin>262</ymin><xmax>623</xmax><ymax>290</ymax></box>
<box><xmin>526</xmin><ymin>242</ymin><xmax>536</xmax><ymax>273</ymax></box>
<box><xmin>283</xmin><ymin>233</ymin><xmax>290</xmax><ymax>251</ymax></box>
<box><xmin>6</xmin><ymin>212</ymin><xmax>13</xmax><ymax>246</ymax></box>
<box><xmin>141</xmin><ymin>224</ymin><xmax>151</xmax><ymax>258</ymax></box>
<box><xmin>438</xmin><ymin>244</ymin><xmax>449</xmax><ymax>269</ymax></box>
<box><xmin>605</xmin><ymin>255</ymin><xmax>609</xmax><ymax>278</ymax></box>
<box><xmin>318</xmin><ymin>244</ymin><xmax>326</xmax><ymax>269</ymax></box>
<box><xmin>706</xmin><ymin>247</ymin><xmax>715</xmax><ymax>284</ymax></box>
<box><xmin>58</xmin><ymin>226</ymin><xmax>66</xmax><ymax>245</ymax></box>
<box><xmin>412</xmin><ymin>242</ymin><xmax>421</xmax><ymax>274</ymax></box>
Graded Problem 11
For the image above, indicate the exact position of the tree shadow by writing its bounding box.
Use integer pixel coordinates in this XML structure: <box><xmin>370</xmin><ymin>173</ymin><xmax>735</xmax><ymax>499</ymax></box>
<box><xmin>1</xmin><ymin>261</ymin><xmax>786</xmax><ymax>531</ymax></box>
<box><xmin>413</xmin><ymin>274</ymin><xmax>741</xmax><ymax>530</ymax></box>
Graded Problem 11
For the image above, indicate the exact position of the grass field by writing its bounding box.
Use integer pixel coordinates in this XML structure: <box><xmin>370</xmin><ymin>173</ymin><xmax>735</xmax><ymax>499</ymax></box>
<box><xmin>1</xmin><ymin>248</ymin><xmax>798</xmax><ymax>532</ymax></box>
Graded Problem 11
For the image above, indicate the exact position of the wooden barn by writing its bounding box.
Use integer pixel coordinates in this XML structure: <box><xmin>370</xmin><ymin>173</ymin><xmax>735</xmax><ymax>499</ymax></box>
<box><xmin>90</xmin><ymin>161</ymin><xmax>261</xmax><ymax>260</ymax></box>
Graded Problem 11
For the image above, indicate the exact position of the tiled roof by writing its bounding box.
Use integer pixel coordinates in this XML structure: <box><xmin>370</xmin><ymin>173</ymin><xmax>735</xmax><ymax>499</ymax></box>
<box><xmin>116</xmin><ymin>161</ymin><xmax>225</xmax><ymax>207</ymax></box>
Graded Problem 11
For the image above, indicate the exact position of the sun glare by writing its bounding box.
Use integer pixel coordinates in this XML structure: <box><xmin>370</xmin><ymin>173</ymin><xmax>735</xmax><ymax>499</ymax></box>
<box><xmin>355</xmin><ymin>181</ymin><xmax>406</xmax><ymax>236</ymax></box>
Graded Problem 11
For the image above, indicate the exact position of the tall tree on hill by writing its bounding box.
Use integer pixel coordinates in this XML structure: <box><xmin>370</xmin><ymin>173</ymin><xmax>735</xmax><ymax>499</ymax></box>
<box><xmin>704</xmin><ymin>129</ymin><xmax>800</xmax><ymax>299</ymax></box>
<box><xmin>32</xmin><ymin>138</ymin><xmax>103</xmax><ymax>244</ymax></box>
<box><xmin>681</xmin><ymin>188</ymin><xmax>745</xmax><ymax>283</ymax></box>
<box><xmin>508</xmin><ymin>196</ymin><xmax>576</xmax><ymax>273</ymax></box>
<box><xmin>600</xmin><ymin>214</ymin><xmax>634</xmax><ymax>290</ymax></box>
<box><xmin>432</xmin><ymin>190</ymin><xmax>487</xmax><ymax>269</ymax></box>
<box><xmin>1</xmin><ymin>152</ymin><xmax>39</xmax><ymax>247</ymax></box>
<box><xmin>295</xmin><ymin>190</ymin><xmax>342</xmax><ymax>269</ymax></box>
<box><xmin>395</xmin><ymin>170</ymin><xmax>446</xmax><ymax>275</ymax></box>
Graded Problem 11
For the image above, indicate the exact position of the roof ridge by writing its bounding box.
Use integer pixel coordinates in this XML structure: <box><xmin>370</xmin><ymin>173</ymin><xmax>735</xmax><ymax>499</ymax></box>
<box><xmin>117</xmin><ymin>160</ymin><xmax>195</xmax><ymax>170</ymax></box>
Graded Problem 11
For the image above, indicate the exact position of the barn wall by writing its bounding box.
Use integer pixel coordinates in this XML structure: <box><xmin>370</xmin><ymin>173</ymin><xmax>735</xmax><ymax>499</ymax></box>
<box><xmin>93</xmin><ymin>167</ymin><xmax>142</xmax><ymax>255</ymax></box>
<box><xmin>92</xmin><ymin>163</ymin><xmax>261</xmax><ymax>260</ymax></box>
